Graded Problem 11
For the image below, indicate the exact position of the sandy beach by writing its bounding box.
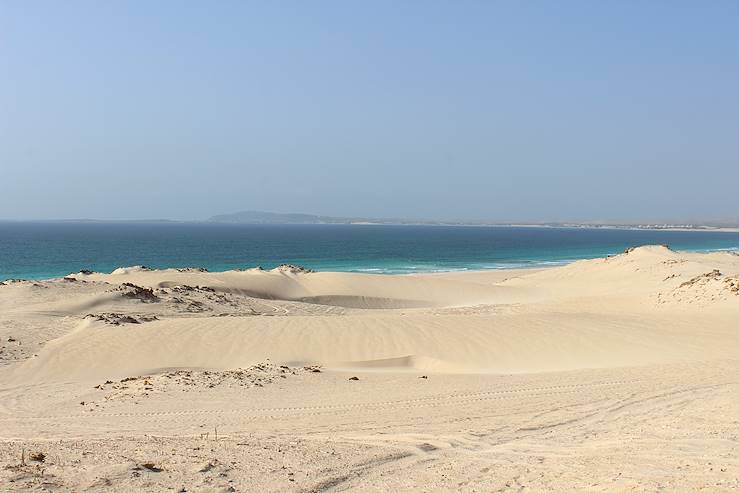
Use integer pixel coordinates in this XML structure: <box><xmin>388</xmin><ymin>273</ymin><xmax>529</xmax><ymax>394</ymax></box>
<box><xmin>1</xmin><ymin>245</ymin><xmax>738</xmax><ymax>491</ymax></box>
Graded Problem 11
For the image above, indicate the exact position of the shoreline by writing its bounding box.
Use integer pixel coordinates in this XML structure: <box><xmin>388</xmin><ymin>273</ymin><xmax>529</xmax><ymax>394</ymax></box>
<box><xmin>3</xmin><ymin>245</ymin><xmax>738</xmax><ymax>282</ymax></box>
<box><xmin>2</xmin><ymin>218</ymin><xmax>739</xmax><ymax>232</ymax></box>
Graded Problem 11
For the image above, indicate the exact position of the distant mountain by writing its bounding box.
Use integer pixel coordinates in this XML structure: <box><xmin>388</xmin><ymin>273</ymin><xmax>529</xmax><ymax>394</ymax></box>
<box><xmin>208</xmin><ymin>211</ymin><xmax>372</xmax><ymax>224</ymax></box>
<box><xmin>207</xmin><ymin>211</ymin><xmax>739</xmax><ymax>230</ymax></box>
<box><xmin>207</xmin><ymin>210</ymin><xmax>450</xmax><ymax>225</ymax></box>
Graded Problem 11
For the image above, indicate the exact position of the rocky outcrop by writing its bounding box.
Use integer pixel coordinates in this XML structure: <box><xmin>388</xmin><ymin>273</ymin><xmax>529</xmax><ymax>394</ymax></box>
<box><xmin>119</xmin><ymin>283</ymin><xmax>160</xmax><ymax>303</ymax></box>
<box><xmin>86</xmin><ymin>313</ymin><xmax>159</xmax><ymax>325</ymax></box>
<box><xmin>274</xmin><ymin>264</ymin><xmax>314</xmax><ymax>274</ymax></box>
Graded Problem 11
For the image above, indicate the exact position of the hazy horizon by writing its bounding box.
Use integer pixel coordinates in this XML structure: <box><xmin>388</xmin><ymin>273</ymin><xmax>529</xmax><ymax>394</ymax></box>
<box><xmin>1</xmin><ymin>209</ymin><xmax>737</xmax><ymax>227</ymax></box>
<box><xmin>2</xmin><ymin>2</ymin><xmax>738</xmax><ymax>223</ymax></box>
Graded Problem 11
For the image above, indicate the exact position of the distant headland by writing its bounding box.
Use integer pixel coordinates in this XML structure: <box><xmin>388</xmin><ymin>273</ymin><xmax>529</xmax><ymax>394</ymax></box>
<box><xmin>208</xmin><ymin>210</ymin><xmax>739</xmax><ymax>232</ymax></box>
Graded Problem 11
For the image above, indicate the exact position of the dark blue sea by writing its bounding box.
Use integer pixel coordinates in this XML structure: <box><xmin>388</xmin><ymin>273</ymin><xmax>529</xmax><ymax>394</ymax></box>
<box><xmin>1</xmin><ymin>222</ymin><xmax>738</xmax><ymax>280</ymax></box>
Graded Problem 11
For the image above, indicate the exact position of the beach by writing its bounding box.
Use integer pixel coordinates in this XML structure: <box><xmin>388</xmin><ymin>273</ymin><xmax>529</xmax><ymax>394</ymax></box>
<box><xmin>1</xmin><ymin>245</ymin><xmax>739</xmax><ymax>491</ymax></box>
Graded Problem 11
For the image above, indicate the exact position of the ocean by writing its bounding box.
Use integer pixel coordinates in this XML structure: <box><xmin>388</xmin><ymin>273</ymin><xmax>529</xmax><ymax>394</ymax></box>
<box><xmin>1</xmin><ymin>222</ymin><xmax>738</xmax><ymax>280</ymax></box>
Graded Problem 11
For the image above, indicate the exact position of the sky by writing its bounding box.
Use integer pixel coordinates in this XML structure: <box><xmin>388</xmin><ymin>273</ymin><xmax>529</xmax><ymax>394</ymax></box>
<box><xmin>1</xmin><ymin>1</ymin><xmax>738</xmax><ymax>223</ymax></box>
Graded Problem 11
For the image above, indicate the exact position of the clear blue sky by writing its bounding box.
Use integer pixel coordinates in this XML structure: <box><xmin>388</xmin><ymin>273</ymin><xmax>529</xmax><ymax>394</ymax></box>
<box><xmin>1</xmin><ymin>1</ymin><xmax>738</xmax><ymax>223</ymax></box>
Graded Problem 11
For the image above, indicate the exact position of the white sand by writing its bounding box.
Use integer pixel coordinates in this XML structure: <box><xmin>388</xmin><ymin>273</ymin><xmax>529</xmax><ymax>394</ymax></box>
<box><xmin>1</xmin><ymin>245</ymin><xmax>738</xmax><ymax>491</ymax></box>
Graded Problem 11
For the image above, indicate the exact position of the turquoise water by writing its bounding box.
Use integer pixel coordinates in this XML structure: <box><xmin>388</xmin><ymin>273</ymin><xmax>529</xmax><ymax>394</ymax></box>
<box><xmin>1</xmin><ymin>222</ymin><xmax>738</xmax><ymax>280</ymax></box>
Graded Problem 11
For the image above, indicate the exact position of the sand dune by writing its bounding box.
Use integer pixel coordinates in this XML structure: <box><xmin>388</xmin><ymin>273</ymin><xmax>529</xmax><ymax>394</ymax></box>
<box><xmin>9</xmin><ymin>308</ymin><xmax>739</xmax><ymax>384</ymax></box>
<box><xmin>5</xmin><ymin>244</ymin><xmax>739</xmax><ymax>382</ymax></box>
<box><xmin>74</xmin><ymin>263</ymin><xmax>531</xmax><ymax>308</ymax></box>
<box><xmin>1</xmin><ymin>245</ymin><xmax>739</xmax><ymax>491</ymax></box>
<box><xmin>68</xmin><ymin>244</ymin><xmax>739</xmax><ymax>307</ymax></box>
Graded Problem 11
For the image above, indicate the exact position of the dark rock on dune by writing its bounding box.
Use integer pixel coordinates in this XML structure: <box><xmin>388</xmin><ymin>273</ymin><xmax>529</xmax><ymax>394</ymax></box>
<box><xmin>173</xmin><ymin>284</ymin><xmax>197</xmax><ymax>292</ymax></box>
<box><xmin>171</xmin><ymin>285</ymin><xmax>215</xmax><ymax>293</ymax></box>
<box><xmin>139</xmin><ymin>463</ymin><xmax>163</xmax><ymax>473</ymax></box>
<box><xmin>679</xmin><ymin>269</ymin><xmax>722</xmax><ymax>288</ymax></box>
<box><xmin>120</xmin><ymin>283</ymin><xmax>160</xmax><ymax>302</ymax></box>
<box><xmin>275</xmin><ymin>264</ymin><xmax>314</xmax><ymax>274</ymax></box>
<box><xmin>186</xmin><ymin>301</ymin><xmax>209</xmax><ymax>313</ymax></box>
<box><xmin>1</xmin><ymin>279</ymin><xmax>28</xmax><ymax>285</ymax></box>
<box><xmin>86</xmin><ymin>313</ymin><xmax>159</xmax><ymax>325</ymax></box>
<box><xmin>111</xmin><ymin>315</ymin><xmax>140</xmax><ymax>325</ymax></box>
<box><xmin>29</xmin><ymin>452</ymin><xmax>46</xmax><ymax>462</ymax></box>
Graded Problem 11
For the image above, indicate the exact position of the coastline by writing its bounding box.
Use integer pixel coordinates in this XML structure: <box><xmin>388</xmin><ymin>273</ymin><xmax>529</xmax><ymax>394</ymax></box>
<box><xmin>3</xmin><ymin>217</ymin><xmax>739</xmax><ymax>232</ymax></box>
<box><xmin>4</xmin><ymin>244</ymin><xmax>738</xmax><ymax>282</ymax></box>
<box><xmin>3</xmin><ymin>222</ymin><xmax>739</xmax><ymax>282</ymax></box>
